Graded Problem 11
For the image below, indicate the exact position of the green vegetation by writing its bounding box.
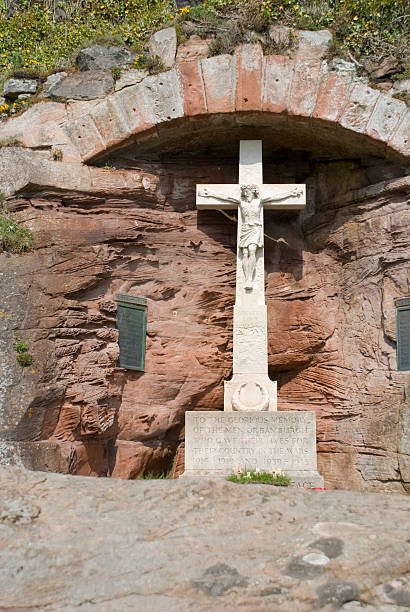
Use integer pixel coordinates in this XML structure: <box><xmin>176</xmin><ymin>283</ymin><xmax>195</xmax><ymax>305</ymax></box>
<box><xmin>13</xmin><ymin>332</ymin><xmax>34</xmax><ymax>367</ymax></box>
<box><xmin>14</xmin><ymin>339</ymin><xmax>28</xmax><ymax>353</ymax></box>
<box><xmin>0</xmin><ymin>98</ymin><xmax>32</xmax><ymax>119</ymax></box>
<box><xmin>227</xmin><ymin>468</ymin><xmax>291</xmax><ymax>486</ymax></box>
<box><xmin>137</xmin><ymin>472</ymin><xmax>170</xmax><ymax>480</ymax></box>
<box><xmin>135</xmin><ymin>52</ymin><xmax>165</xmax><ymax>75</ymax></box>
<box><xmin>17</xmin><ymin>352</ymin><xmax>33</xmax><ymax>366</ymax></box>
<box><xmin>393</xmin><ymin>91</ymin><xmax>410</xmax><ymax>105</ymax></box>
<box><xmin>0</xmin><ymin>137</ymin><xmax>23</xmax><ymax>147</ymax></box>
<box><xmin>0</xmin><ymin>0</ymin><xmax>407</xmax><ymax>75</ymax></box>
<box><xmin>0</xmin><ymin>0</ymin><xmax>174</xmax><ymax>72</ymax></box>
<box><xmin>0</xmin><ymin>199</ymin><xmax>33</xmax><ymax>254</ymax></box>
<box><xmin>111</xmin><ymin>66</ymin><xmax>121</xmax><ymax>81</ymax></box>
<box><xmin>51</xmin><ymin>147</ymin><xmax>63</xmax><ymax>161</ymax></box>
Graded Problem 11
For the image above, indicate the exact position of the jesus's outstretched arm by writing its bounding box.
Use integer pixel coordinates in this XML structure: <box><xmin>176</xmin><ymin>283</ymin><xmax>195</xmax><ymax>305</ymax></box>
<box><xmin>198</xmin><ymin>187</ymin><xmax>240</xmax><ymax>204</ymax></box>
<box><xmin>261</xmin><ymin>187</ymin><xmax>303</xmax><ymax>204</ymax></box>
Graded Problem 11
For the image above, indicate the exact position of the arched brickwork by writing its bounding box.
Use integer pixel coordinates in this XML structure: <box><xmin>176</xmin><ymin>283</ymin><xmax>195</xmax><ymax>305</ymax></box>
<box><xmin>59</xmin><ymin>45</ymin><xmax>409</xmax><ymax>162</ymax></box>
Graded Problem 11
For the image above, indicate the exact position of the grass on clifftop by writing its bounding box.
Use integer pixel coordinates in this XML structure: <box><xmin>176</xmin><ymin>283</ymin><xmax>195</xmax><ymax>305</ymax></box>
<box><xmin>0</xmin><ymin>0</ymin><xmax>408</xmax><ymax>76</ymax></box>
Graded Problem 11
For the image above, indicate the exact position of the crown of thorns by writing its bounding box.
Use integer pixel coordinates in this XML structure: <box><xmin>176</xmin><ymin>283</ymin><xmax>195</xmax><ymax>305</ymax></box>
<box><xmin>241</xmin><ymin>184</ymin><xmax>259</xmax><ymax>195</ymax></box>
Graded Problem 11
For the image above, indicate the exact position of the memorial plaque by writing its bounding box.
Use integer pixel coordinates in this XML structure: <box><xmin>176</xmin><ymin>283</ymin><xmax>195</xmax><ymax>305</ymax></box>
<box><xmin>397</xmin><ymin>297</ymin><xmax>410</xmax><ymax>371</ymax></box>
<box><xmin>116</xmin><ymin>294</ymin><xmax>147</xmax><ymax>371</ymax></box>
<box><xmin>184</xmin><ymin>411</ymin><xmax>324</xmax><ymax>487</ymax></box>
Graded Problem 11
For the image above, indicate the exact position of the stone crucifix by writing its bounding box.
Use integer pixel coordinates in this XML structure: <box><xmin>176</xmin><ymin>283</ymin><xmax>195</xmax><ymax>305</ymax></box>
<box><xmin>196</xmin><ymin>140</ymin><xmax>306</xmax><ymax>412</ymax></box>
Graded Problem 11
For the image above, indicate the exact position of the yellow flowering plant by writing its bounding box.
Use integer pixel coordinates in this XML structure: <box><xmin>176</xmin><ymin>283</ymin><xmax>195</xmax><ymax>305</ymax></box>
<box><xmin>0</xmin><ymin>0</ymin><xmax>407</xmax><ymax>78</ymax></box>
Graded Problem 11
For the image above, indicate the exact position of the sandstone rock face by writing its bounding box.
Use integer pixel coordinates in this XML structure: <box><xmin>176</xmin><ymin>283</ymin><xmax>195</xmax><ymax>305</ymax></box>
<box><xmin>0</xmin><ymin>143</ymin><xmax>408</xmax><ymax>492</ymax></box>
<box><xmin>393</xmin><ymin>79</ymin><xmax>410</xmax><ymax>94</ymax></box>
<box><xmin>1</xmin><ymin>466</ymin><xmax>410</xmax><ymax>610</ymax></box>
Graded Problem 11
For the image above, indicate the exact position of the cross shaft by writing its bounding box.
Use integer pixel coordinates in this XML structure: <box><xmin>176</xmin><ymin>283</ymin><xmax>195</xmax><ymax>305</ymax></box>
<box><xmin>196</xmin><ymin>141</ymin><xmax>306</xmax><ymax>412</ymax></box>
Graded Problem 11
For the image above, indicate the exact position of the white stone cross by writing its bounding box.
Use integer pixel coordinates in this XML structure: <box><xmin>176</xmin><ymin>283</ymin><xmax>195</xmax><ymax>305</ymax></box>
<box><xmin>196</xmin><ymin>140</ymin><xmax>306</xmax><ymax>411</ymax></box>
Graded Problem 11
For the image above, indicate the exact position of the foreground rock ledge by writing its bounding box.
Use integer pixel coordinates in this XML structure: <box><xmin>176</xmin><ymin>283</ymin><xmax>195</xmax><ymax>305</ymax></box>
<box><xmin>1</xmin><ymin>467</ymin><xmax>409</xmax><ymax>611</ymax></box>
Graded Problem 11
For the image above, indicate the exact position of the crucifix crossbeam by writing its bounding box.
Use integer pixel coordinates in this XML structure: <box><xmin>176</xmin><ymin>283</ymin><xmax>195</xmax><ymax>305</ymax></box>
<box><xmin>196</xmin><ymin>140</ymin><xmax>306</xmax><ymax>412</ymax></box>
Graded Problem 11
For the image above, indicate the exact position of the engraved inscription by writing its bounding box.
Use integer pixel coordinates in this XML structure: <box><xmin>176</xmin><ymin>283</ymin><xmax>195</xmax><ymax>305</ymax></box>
<box><xmin>185</xmin><ymin>411</ymin><xmax>318</xmax><ymax>472</ymax></box>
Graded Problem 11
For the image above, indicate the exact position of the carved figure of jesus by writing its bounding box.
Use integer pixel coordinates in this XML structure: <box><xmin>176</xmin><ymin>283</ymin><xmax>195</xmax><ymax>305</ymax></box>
<box><xmin>199</xmin><ymin>184</ymin><xmax>303</xmax><ymax>289</ymax></box>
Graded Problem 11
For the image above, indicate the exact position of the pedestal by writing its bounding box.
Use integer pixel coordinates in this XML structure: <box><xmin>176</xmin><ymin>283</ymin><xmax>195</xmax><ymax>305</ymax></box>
<box><xmin>183</xmin><ymin>411</ymin><xmax>324</xmax><ymax>488</ymax></box>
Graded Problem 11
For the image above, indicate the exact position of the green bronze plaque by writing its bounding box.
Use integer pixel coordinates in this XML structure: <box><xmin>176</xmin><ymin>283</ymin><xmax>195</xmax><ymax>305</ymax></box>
<box><xmin>116</xmin><ymin>297</ymin><xmax>147</xmax><ymax>371</ymax></box>
<box><xmin>116</xmin><ymin>293</ymin><xmax>147</xmax><ymax>307</ymax></box>
<box><xmin>397</xmin><ymin>298</ymin><xmax>410</xmax><ymax>371</ymax></box>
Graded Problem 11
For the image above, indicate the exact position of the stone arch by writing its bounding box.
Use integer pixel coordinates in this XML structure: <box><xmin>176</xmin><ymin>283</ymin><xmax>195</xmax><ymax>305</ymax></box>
<box><xmin>60</xmin><ymin>45</ymin><xmax>409</xmax><ymax>163</ymax></box>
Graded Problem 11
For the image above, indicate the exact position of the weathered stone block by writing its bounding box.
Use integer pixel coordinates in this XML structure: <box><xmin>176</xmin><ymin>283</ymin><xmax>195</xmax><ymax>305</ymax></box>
<box><xmin>176</xmin><ymin>35</ymin><xmax>212</xmax><ymax>63</ymax></box>
<box><xmin>268</xmin><ymin>24</ymin><xmax>291</xmax><ymax>50</ymax></box>
<box><xmin>0</xmin><ymin>148</ymin><xmax>31</xmax><ymax>195</ymax></box>
<box><xmin>114</xmin><ymin>69</ymin><xmax>148</xmax><ymax>91</ymax></box>
<box><xmin>177</xmin><ymin>61</ymin><xmax>207</xmax><ymax>116</ymax></box>
<box><xmin>66</xmin><ymin>99</ymin><xmax>101</xmax><ymax>120</ymax></box>
<box><xmin>0</xmin><ymin>101</ymin><xmax>68</xmax><ymax>148</ymax></box>
<box><xmin>234</xmin><ymin>44</ymin><xmax>263</xmax><ymax>111</ymax></box>
<box><xmin>62</xmin><ymin>114</ymin><xmax>105</xmax><ymax>159</ymax></box>
<box><xmin>295</xmin><ymin>29</ymin><xmax>333</xmax><ymax>60</ymax></box>
<box><xmin>367</xmin><ymin>55</ymin><xmax>398</xmax><ymax>79</ymax></box>
<box><xmin>40</xmin><ymin>72</ymin><xmax>67</xmax><ymax>98</ymax></box>
<box><xmin>268</xmin><ymin>27</ymin><xmax>333</xmax><ymax>61</ymax></box>
<box><xmin>140</xmin><ymin>69</ymin><xmax>184</xmax><ymax>123</ymax></box>
<box><xmin>329</xmin><ymin>58</ymin><xmax>357</xmax><ymax>75</ymax></box>
<box><xmin>393</xmin><ymin>79</ymin><xmax>410</xmax><ymax>94</ymax></box>
<box><xmin>148</xmin><ymin>27</ymin><xmax>177</xmax><ymax>69</ymax></box>
<box><xmin>366</xmin><ymin>94</ymin><xmax>407</xmax><ymax>142</ymax></box>
<box><xmin>29</xmin><ymin>157</ymin><xmax>93</xmax><ymax>192</ymax></box>
<box><xmin>45</xmin><ymin>70</ymin><xmax>114</xmax><ymax>101</ymax></box>
<box><xmin>88</xmin><ymin>97</ymin><xmax>130</xmax><ymax>150</ymax></box>
<box><xmin>201</xmin><ymin>55</ymin><xmax>234</xmax><ymax>113</ymax></box>
<box><xmin>113</xmin><ymin>83</ymin><xmax>155</xmax><ymax>137</ymax></box>
<box><xmin>3</xmin><ymin>78</ymin><xmax>37</xmax><ymax>99</ymax></box>
<box><xmin>262</xmin><ymin>54</ymin><xmax>292</xmax><ymax>113</ymax></box>
<box><xmin>76</xmin><ymin>45</ymin><xmax>137</xmax><ymax>71</ymax></box>
<box><xmin>339</xmin><ymin>83</ymin><xmax>380</xmax><ymax>134</ymax></box>
<box><xmin>388</xmin><ymin>108</ymin><xmax>410</xmax><ymax>157</ymax></box>
<box><xmin>288</xmin><ymin>59</ymin><xmax>322</xmax><ymax>117</ymax></box>
<box><xmin>313</xmin><ymin>70</ymin><xmax>353</xmax><ymax>122</ymax></box>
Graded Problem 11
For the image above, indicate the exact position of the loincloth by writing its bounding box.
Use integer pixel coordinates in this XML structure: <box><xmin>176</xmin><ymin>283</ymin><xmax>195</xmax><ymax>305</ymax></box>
<box><xmin>239</xmin><ymin>223</ymin><xmax>263</xmax><ymax>248</ymax></box>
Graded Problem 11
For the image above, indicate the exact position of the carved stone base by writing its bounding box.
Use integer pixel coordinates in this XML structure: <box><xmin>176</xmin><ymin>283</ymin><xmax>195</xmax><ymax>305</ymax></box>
<box><xmin>224</xmin><ymin>374</ymin><xmax>277</xmax><ymax>411</ymax></box>
<box><xmin>183</xmin><ymin>411</ymin><xmax>324</xmax><ymax>488</ymax></box>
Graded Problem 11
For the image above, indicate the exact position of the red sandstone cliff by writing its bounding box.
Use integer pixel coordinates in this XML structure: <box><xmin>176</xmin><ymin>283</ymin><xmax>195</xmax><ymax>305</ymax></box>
<box><xmin>0</xmin><ymin>148</ymin><xmax>408</xmax><ymax>492</ymax></box>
